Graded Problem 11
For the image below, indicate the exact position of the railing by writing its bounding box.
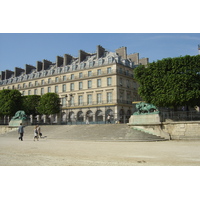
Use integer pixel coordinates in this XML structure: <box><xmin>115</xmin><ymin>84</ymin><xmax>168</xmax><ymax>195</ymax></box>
<box><xmin>62</xmin><ymin>99</ymin><xmax>133</xmax><ymax>107</ymax></box>
<box><xmin>61</xmin><ymin>114</ymin><xmax>130</xmax><ymax>125</ymax></box>
<box><xmin>160</xmin><ymin>111</ymin><xmax>200</xmax><ymax>122</ymax></box>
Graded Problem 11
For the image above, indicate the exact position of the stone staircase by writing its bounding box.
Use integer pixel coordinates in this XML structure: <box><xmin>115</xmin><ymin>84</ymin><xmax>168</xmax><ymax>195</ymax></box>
<box><xmin>2</xmin><ymin>124</ymin><xmax>168</xmax><ymax>142</ymax></box>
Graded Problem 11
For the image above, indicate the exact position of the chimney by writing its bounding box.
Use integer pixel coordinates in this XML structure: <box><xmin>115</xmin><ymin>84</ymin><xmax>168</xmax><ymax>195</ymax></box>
<box><xmin>79</xmin><ymin>50</ymin><xmax>90</xmax><ymax>63</ymax></box>
<box><xmin>63</xmin><ymin>54</ymin><xmax>73</xmax><ymax>66</ymax></box>
<box><xmin>97</xmin><ymin>45</ymin><xmax>105</xmax><ymax>59</ymax></box>
<box><xmin>116</xmin><ymin>46</ymin><xmax>127</xmax><ymax>59</ymax></box>
<box><xmin>127</xmin><ymin>53</ymin><xmax>139</xmax><ymax>65</ymax></box>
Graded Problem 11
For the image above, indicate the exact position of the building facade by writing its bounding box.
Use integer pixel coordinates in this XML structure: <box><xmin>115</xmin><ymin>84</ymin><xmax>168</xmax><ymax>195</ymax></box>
<box><xmin>0</xmin><ymin>45</ymin><xmax>148</xmax><ymax>124</ymax></box>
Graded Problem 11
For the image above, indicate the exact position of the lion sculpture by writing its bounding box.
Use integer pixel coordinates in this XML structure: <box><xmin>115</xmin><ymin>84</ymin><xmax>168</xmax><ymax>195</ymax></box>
<box><xmin>12</xmin><ymin>110</ymin><xmax>27</xmax><ymax>120</ymax></box>
<box><xmin>134</xmin><ymin>102</ymin><xmax>159</xmax><ymax>115</ymax></box>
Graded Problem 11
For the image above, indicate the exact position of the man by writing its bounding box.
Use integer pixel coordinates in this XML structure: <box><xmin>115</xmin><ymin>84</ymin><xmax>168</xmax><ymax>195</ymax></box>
<box><xmin>18</xmin><ymin>123</ymin><xmax>24</xmax><ymax>141</ymax></box>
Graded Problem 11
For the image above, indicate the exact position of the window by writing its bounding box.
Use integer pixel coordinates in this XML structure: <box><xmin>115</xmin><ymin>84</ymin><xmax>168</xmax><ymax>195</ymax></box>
<box><xmin>48</xmin><ymin>87</ymin><xmax>51</xmax><ymax>93</ymax></box>
<box><xmin>72</xmin><ymin>64</ymin><xmax>76</xmax><ymax>71</ymax></box>
<box><xmin>127</xmin><ymin>80</ymin><xmax>130</xmax><ymax>88</ymax></box>
<box><xmin>55</xmin><ymin>77</ymin><xmax>59</xmax><ymax>82</ymax></box>
<box><xmin>78</xmin><ymin>95</ymin><xmax>83</xmax><ymax>105</ymax></box>
<box><xmin>120</xmin><ymin>78</ymin><xmax>123</xmax><ymax>86</ymax></box>
<box><xmin>107</xmin><ymin>77</ymin><xmax>112</xmax><ymax>86</ymax></box>
<box><xmin>62</xmin><ymin>98</ymin><xmax>66</xmax><ymax>106</ymax></box>
<box><xmin>70</xmin><ymin>83</ymin><xmax>74</xmax><ymax>91</ymax></box>
<box><xmin>63</xmin><ymin>76</ymin><xmax>66</xmax><ymax>81</ymax></box>
<box><xmin>48</xmin><ymin>78</ymin><xmax>51</xmax><ymax>84</ymax></box>
<box><xmin>89</xmin><ymin>61</ymin><xmax>93</xmax><ymax>67</ymax></box>
<box><xmin>71</xmin><ymin>74</ymin><xmax>74</xmax><ymax>80</ymax></box>
<box><xmin>97</xmin><ymin>69</ymin><xmax>101</xmax><ymax>75</ymax></box>
<box><xmin>120</xmin><ymin>91</ymin><xmax>124</xmax><ymax>103</ymax></box>
<box><xmin>107</xmin><ymin>67</ymin><xmax>112</xmax><ymax>74</ymax></box>
<box><xmin>127</xmin><ymin>92</ymin><xmax>131</xmax><ymax>102</ymax></box>
<box><xmin>18</xmin><ymin>84</ymin><xmax>20</xmax><ymax>89</ymax></box>
<box><xmin>98</xmin><ymin>58</ymin><xmax>103</xmax><ymax>65</ymax></box>
<box><xmin>62</xmin><ymin>84</ymin><xmax>66</xmax><ymax>92</ymax></box>
<box><xmin>22</xmin><ymin>91</ymin><xmax>25</xmax><ymax>96</ymax></box>
<box><xmin>41</xmin><ymin>80</ymin><xmax>44</xmax><ymax>85</ymax></box>
<box><xmin>97</xmin><ymin>79</ymin><xmax>101</xmax><ymax>87</ymax></box>
<box><xmin>88</xmin><ymin>71</ymin><xmax>92</xmax><ymax>77</ymax></box>
<box><xmin>70</xmin><ymin>96</ymin><xmax>74</xmax><ymax>106</ymax></box>
<box><xmin>108</xmin><ymin>57</ymin><xmax>113</xmax><ymax>64</ymax></box>
<box><xmin>23</xmin><ymin>83</ymin><xmax>26</xmax><ymax>88</ymax></box>
<box><xmin>107</xmin><ymin>92</ymin><xmax>112</xmax><ymax>103</ymax></box>
<box><xmin>29</xmin><ymin>82</ymin><xmax>32</xmax><ymax>87</ymax></box>
<box><xmin>41</xmin><ymin>88</ymin><xmax>44</xmax><ymax>95</ymax></box>
<box><xmin>28</xmin><ymin>90</ymin><xmax>31</xmax><ymax>95</ymax></box>
<box><xmin>79</xmin><ymin>82</ymin><xmax>83</xmax><ymax>90</ymax></box>
<box><xmin>35</xmin><ymin>81</ymin><xmax>38</xmax><ymax>86</ymax></box>
<box><xmin>55</xmin><ymin>86</ymin><xmax>58</xmax><ymax>93</ymax></box>
<box><xmin>80</xmin><ymin>63</ymin><xmax>85</xmax><ymax>69</ymax></box>
<box><xmin>87</xmin><ymin>94</ymin><xmax>92</xmax><ymax>105</ymax></box>
<box><xmin>97</xmin><ymin>93</ymin><xmax>102</xmax><ymax>104</ymax></box>
<box><xmin>79</xmin><ymin>72</ymin><xmax>83</xmax><ymax>78</ymax></box>
<box><xmin>34</xmin><ymin>89</ymin><xmax>37</xmax><ymax>95</ymax></box>
<box><xmin>88</xmin><ymin>80</ymin><xmax>92</xmax><ymax>89</ymax></box>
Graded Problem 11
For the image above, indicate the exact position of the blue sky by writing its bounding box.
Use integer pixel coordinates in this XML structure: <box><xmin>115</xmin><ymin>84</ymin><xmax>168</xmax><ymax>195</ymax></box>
<box><xmin>0</xmin><ymin>33</ymin><xmax>200</xmax><ymax>72</ymax></box>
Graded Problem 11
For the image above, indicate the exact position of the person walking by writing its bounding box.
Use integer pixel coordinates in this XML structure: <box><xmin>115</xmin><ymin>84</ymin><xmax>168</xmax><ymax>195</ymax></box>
<box><xmin>107</xmin><ymin>114</ymin><xmax>111</xmax><ymax>124</ymax></box>
<box><xmin>86</xmin><ymin>114</ymin><xmax>89</xmax><ymax>125</ymax></box>
<box><xmin>34</xmin><ymin>125</ymin><xmax>39</xmax><ymax>141</ymax></box>
<box><xmin>18</xmin><ymin>123</ymin><xmax>24</xmax><ymax>141</ymax></box>
<box><xmin>37</xmin><ymin>125</ymin><xmax>42</xmax><ymax>138</ymax></box>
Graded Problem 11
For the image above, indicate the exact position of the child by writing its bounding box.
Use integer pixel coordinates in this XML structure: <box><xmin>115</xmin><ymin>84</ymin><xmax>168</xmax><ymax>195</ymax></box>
<box><xmin>34</xmin><ymin>125</ymin><xmax>39</xmax><ymax>141</ymax></box>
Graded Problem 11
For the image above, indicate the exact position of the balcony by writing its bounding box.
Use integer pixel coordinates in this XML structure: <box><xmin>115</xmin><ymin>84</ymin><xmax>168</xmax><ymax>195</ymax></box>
<box><xmin>61</xmin><ymin>99</ymin><xmax>132</xmax><ymax>108</ymax></box>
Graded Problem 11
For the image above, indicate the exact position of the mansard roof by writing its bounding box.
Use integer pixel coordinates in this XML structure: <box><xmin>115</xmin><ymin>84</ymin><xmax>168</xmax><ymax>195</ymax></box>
<box><xmin>0</xmin><ymin>45</ymin><xmax>147</xmax><ymax>85</ymax></box>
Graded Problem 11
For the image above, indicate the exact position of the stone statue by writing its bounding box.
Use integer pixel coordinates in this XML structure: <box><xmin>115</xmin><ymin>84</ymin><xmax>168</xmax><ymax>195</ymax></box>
<box><xmin>11</xmin><ymin>110</ymin><xmax>28</xmax><ymax>120</ymax></box>
<box><xmin>9</xmin><ymin>110</ymin><xmax>30</xmax><ymax>127</ymax></box>
<box><xmin>133</xmin><ymin>102</ymin><xmax>159</xmax><ymax>115</ymax></box>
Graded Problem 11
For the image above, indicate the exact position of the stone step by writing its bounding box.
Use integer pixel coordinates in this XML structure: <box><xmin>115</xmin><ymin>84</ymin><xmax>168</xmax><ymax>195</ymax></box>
<box><xmin>2</xmin><ymin>124</ymin><xmax>167</xmax><ymax>142</ymax></box>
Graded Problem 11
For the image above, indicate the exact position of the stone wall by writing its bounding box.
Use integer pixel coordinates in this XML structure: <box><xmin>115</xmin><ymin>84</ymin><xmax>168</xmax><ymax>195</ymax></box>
<box><xmin>0</xmin><ymin>126</ymin><xmax>17</xmax><ymax>134</ymax></box>
<box><xmin>128</xmin><ymin>114</ymin><xmax>200</xmax><ymax>140</ymax></box>
<box><xmin>162</xmin><ymin>121</ymin><xmax>200</xmax><ymax>140</ymax></box>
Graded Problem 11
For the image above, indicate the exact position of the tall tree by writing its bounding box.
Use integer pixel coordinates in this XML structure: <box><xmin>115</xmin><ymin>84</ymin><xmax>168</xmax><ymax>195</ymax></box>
<box><xmin>22</xmin><ymin>95</ymin><xmax>41</xmax><ymax>116</ymax></box>
<box><xmin>0</xmin><ymin>89</ymin><xmax>23</xmax><ymax>117</ymax></box>
<box><xmin>134</xmin><ymin>55</ymin><xmax>200</xmax><ymax>109</ymax></box>
<box><xmin>37</xmin><ymin>93</ymin><xmax>61</xmax><ymax>115</ymax></box>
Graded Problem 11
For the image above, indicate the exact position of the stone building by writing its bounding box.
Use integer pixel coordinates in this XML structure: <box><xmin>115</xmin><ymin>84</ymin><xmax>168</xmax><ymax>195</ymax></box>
<box><xmin>0</xmin><ymin>45</ymin><xmax>148</xmax><ymax>124</ymax></box>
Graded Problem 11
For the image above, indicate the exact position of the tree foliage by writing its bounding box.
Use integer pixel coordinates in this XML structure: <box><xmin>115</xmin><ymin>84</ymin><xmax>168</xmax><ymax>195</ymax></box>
<box><xmin>22</xmin><ymin>95</ymin><xmax>41</xmax><ymax>116</ymax></box>
<box><xmin>0</xmin><ymin>89</ymin><xmax>23</xmax><ymax>116</ymax></box>
<box><xmin>37</xmin><ymin>93</ymin><xmax>61</xmax><ymax>115</ymax></box>
<box><xmin>134</xmin><ymin>55</ymin><xmax>200</xmax><ymax>108</ymax></box>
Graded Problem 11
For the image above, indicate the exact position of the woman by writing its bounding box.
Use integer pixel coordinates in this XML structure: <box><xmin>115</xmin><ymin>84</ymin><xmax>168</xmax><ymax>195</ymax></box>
<box><xmin>34</xmin><ymin>125</ymin><xmax>39</xmax><ymax>141</ymax></box>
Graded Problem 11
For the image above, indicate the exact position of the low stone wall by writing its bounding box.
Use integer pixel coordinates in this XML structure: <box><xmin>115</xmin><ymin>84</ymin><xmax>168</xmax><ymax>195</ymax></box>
<box><xmin>0</xmin><ymin>126</ymin><xmax>17</xmax><ymax>134</ymax></box>
<box><xmin>128</xmin><ymin>114</ymin><xmax>200</xmax><ymax>140</ymax></box>
<box><xmin>162</xmin><ymin>121</ymin><xmax>200</xmax><ymax>140</ymax></box>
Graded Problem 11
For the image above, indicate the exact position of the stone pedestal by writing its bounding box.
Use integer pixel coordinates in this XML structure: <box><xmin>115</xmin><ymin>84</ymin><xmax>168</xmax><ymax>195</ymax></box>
<box><xmin>128</xmin><ymin>114</ymin><xmax>170</xmax><ymax>140</ymax></box>
<box><xmin>9</xmin><ymin>119</ymin><xmax>31</xmax><ymax>127</ymax></box>
<box><xmin>128</xmin><ymin>114</ymin><xmax>161</xmax><ymax>125</ymax></box>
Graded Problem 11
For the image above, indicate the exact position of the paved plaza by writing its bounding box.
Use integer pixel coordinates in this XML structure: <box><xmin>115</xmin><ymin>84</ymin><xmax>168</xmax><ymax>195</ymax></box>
<box><xmin>1</xmin><ymin>133</ymin><xmax>200</xmax><ymax>166</ymax></box>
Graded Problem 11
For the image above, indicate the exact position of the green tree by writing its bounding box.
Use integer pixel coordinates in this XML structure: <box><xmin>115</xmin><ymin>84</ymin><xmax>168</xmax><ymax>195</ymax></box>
<box><xmin>0</xmin><ymin>89</ymin><xmax>23</xmax><ymax>117</ymax></box>
<box><xmin>134</xmin><ymin>55</ymin><xmax>200</xmax><ymax>109</ymax></box>
<box><xmin>37</xmin><ymin>93</ymin><xmax>61</xmax><ymax>115</ymax></box>
<box><xmin>22</xmin><ymin>95</ymin><xmax>41</xmax><ymax>116</ymax></box>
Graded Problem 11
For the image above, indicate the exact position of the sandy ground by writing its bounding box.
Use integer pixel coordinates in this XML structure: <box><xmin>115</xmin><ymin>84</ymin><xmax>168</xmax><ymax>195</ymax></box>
<box><xmin>1</xmin><ymin>134</ymin><xmax>200</xmax><ymax>166</ymax></box>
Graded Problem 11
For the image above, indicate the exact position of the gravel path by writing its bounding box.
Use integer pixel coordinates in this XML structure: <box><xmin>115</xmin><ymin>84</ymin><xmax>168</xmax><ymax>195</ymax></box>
<box><xmin>1</xmin><ymin>135</ymin><xmax>200</xmax><ymax>166</ymax></box>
